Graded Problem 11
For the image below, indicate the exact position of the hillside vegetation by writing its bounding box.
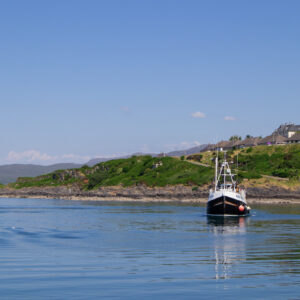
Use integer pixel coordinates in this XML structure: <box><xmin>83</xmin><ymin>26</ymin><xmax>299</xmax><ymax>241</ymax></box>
<box><xmin>235</xmin><ymin>145</ymin><xmax>300</xmax><ymax>179</ymax></box>
<box><xmin>8</xmin><ymin>144</ymin><xmax>300</xmax><ymax>190</ymax></box>
<box><xmin>11</xmin><ymin>156</ymin><xmax>214</xmax><ymax>189</ymax></box>
<box><xmin>188</xmin><ymin>144</ymin><xmax>300</xmax><ymax>179</ymax></box>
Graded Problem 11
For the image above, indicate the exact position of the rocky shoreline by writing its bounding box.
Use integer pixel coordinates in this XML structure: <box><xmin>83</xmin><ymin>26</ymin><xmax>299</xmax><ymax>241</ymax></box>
<box><xmin>1</xmin><ymin>185</ymin><xmax>300</xmax><ymax>204</ymax></box>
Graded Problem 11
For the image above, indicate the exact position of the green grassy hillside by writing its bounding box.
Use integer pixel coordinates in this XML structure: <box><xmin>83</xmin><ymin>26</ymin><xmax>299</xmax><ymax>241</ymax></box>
<box><xmin>234</xmin><ymin>145</ymin><xmax>300</xmax><ymax>179</ymax></box>
<box><xmin>186</xmin><ymin>144</ymin><xmax>300</xmax><ymax>180</ymax></box>
<box><xmin>8</xmin><ymin>144</ymin><xmax>300</xmax><ymax>190</ymax></box>
<box><xmin>11</xmin><ymin>156</ymin><xmax>214</xmax><ymax>189</ymax></box>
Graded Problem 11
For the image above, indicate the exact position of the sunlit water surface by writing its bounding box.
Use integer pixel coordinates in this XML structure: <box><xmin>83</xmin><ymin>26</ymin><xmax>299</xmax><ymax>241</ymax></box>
<box><xmin>0</xmin><ymin>198</ymin><xmax>299</xmax><ymax>299</ymax></box>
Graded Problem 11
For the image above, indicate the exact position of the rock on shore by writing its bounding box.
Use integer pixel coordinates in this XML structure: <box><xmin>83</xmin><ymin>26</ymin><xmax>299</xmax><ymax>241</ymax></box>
<box><xmin>0</xmin><ymin>185</ymin><xmax>300</xmax><ymax>203</ymax></box>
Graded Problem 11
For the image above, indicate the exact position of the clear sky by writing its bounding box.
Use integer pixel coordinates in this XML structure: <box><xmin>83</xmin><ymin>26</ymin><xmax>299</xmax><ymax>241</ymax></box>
<box><xmin>0</xmin><ymin>0</ymin><xmax>299</xmax><ymax>164</ymax></box>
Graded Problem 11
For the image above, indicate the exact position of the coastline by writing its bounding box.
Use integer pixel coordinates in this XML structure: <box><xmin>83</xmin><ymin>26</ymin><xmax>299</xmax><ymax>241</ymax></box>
<box><xmin>1</xmin><ymin>185</ymin><xmax>300</xmax><ymax>204</ymax></box>
<box><xmin>1</xmin><ymin>194</ymin><xmax>300</xmax><ymax>204</ymax></box>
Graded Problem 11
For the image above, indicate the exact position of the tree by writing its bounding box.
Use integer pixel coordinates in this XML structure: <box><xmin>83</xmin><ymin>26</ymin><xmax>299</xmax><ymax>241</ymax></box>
<box><xmin>245</xmin><ymin>134</ymin><xmax>253</xmax><ymax>139</ymax></box>
<box><xmin>229</xmin><ymin>135</ymin><xmax>242</xmax><ymax>141</ymax></box>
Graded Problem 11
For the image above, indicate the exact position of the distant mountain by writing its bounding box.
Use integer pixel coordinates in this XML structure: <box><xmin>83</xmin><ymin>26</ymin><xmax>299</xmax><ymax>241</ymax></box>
<box><xmin>166</xmin><ymin>144</ymin><xmax>208</xmax><ymax>157</ymax></box>
<box><xmin>0</xmin><ymin>163</ymin><xmax>82</xmax><ymax>184</ymax></box>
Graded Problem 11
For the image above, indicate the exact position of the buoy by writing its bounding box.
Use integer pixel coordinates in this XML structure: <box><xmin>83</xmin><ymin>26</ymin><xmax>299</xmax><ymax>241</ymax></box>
<box><xmin>239</xmin><ymin>205</ymin><xmax>245</xmax><ymax>212</ymax></box>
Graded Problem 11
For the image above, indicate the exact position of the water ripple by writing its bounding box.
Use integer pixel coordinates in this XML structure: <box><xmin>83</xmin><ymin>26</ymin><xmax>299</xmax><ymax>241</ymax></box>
<box><xmin>0</xmin><ymin>198</ymin><xmax>299</xmax><ymax>299</ymax></box>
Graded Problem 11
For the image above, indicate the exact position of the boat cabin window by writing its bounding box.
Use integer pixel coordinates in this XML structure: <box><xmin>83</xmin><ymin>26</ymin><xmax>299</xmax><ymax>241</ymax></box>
<box><xmin>220</xmin><ymin>184</ymin><xmax>233</xmax><ymax>189</ymax></box>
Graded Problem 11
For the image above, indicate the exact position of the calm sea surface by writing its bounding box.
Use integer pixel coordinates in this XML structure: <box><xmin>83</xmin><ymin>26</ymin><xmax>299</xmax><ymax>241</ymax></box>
<box><xmin>0</xmin><ymin>198</ymin><xmax>299</xmax><ymax>299</ymax></box>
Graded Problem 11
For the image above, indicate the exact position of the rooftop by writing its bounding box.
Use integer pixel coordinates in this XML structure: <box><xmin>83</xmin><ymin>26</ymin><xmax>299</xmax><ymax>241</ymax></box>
<box><xmin>258</xmin><ymin>133</ymin><xmax>287</xmax><ymax>144</ymax></box>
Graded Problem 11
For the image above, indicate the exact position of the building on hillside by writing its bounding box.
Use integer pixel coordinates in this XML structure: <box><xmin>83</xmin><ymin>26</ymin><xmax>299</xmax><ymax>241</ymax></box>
<box><xmin>215</xmin><ymin>140</ymin><xmax>230</xmax><ymax>151</ymax></box>
<box><xmin>286</xmin><ymin>132</ymin><xmax>300</xmax><ymax>144</ymax></box>
<box><xmin>223</xmin><ymin>139</ymin><xmax>241</xmax><ymax>150</ymax></box>
<box><xmin>237</xmin><ymin>137</ymin><xmax>262</xmax><ymax>148</ymax></box>
<box><xmin>258</xmin><ymin>133</ymin><xmax>287</xmax><ymax>146</ymax></box>
<box><xmin>274</xmin><ymin>123</ymin><xmax>300</xmax><ymax>138</ymax></box>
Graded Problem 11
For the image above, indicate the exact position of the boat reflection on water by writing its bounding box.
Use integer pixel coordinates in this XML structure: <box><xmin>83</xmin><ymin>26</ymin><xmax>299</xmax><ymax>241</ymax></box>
<box><xmin>207</xmin><ymin>216</ymin><xmax>250</xmax><ymax>280</ymax></box>
<box><xmin>207</xmin><ymin>215</ymin><xmax>249</xmax><ymax>234</ymax></box>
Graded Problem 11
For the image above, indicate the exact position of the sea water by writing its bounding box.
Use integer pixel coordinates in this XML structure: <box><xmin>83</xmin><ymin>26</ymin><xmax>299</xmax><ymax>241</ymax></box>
<box><xmin>0</xmin><ymin>198</ymin><xmax>299</xmax><ymax>299</ymax></box>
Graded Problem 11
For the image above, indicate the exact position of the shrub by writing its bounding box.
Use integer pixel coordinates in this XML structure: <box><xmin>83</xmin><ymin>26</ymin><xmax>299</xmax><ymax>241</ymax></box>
<box><xmin>272</xmin><ymin>168</ymin><xmax>298</xmax><ymax>178</ymax></box>
<box><xmin>123</xmin><ymin>166</ymin><xmax>129</xmax><ymax>173</ymax></box>
<box><xmin>272</xmin><ymin>169</ymin><xmax>289</xmax><ymax>178</ymax></box>
<box><xmin>186</xmin><ymin>154</ymin><xmax>203</xmax><ymax>162</ymax></box>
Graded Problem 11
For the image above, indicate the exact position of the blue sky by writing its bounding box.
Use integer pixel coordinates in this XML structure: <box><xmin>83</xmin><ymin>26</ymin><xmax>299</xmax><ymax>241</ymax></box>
<box><xmin>0</xmin><ymin>0</ymin><xmax>299</xmax><ymax>164</ymax></box>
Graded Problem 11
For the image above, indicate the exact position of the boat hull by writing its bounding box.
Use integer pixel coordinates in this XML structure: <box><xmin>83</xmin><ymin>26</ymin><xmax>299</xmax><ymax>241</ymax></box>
<box><xmin>207</xmin><ymin>195</ymin><xmax>250</xmax><ymax>216</ymax></box>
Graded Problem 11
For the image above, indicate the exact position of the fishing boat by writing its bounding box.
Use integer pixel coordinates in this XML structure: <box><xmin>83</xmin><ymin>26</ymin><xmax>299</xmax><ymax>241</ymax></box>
<box><xmin>207</xmin><ymin>152</ymin><xmax>250</xmax><ymax>216</ymax></box>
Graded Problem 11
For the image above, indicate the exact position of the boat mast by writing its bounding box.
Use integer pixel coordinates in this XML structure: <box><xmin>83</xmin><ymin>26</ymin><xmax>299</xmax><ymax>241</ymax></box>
<box><xmin>214</xmin><ymin>151</ymin><xmax>218</xmax><ymax>191</ymax></box>
<box><xmin>223</xmin><ymin>151</ymin><xmax>226</xmax><ymax>188</ymax></box>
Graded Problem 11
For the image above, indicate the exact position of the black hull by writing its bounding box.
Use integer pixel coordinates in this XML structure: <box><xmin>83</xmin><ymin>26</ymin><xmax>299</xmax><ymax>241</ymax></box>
<box><xmin>207</xmin><ymin>196</ymin><xmax>250</xmax><ymax>216</ymax></box>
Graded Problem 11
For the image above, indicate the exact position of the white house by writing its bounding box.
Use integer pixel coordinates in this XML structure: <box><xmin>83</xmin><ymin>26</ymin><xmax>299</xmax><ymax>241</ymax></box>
<box><xmin>275</xmin><ymin>123</ymin><xmax>300</xmax><ymax>138</ymax></box>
